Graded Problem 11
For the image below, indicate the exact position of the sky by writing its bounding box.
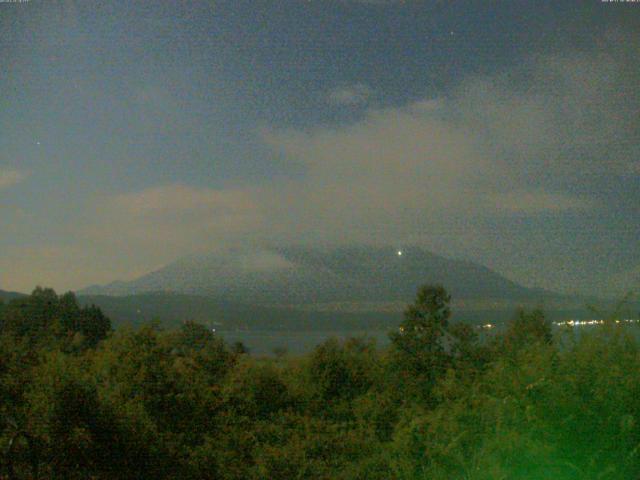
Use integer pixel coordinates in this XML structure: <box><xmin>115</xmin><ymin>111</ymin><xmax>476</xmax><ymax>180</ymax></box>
<box><xmin>1</xmin><ymin>0</ymin><xmax>639</xmax><ymax>296</ymax></box>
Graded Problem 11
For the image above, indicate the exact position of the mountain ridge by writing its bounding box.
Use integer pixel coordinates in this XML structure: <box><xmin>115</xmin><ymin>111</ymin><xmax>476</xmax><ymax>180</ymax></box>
<box><xmin>0</xmin><ymin>289</ymin><xmax>27</xmax><ymax>302</ymax></box>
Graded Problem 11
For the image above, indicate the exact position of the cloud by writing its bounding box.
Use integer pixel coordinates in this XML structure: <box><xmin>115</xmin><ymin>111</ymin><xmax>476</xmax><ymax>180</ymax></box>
<box><xmin>260</xmin><ymin>43</ymin><xmax>639</xmax><ymax>262</ymax></box>
<box><xmin>83</xmin><ymin>184</ymin><xmax>264</xmax><ymax>264</ymax></box>
<box><xmin>262</xmin><ymin>100</ymin><xmax>487</xmax><ymax>239</ymax></box>
<box><xmin>486</xmin><ymin>191</ymin><xmax>591</xmax><ymax>214</ymax></box>
<box><xmin>110</xmin><ymin>184</ymin><xmax>258</xmax><ymax>218</ymax></box>
<box><xmin>597</xmin><ymin>265</ymin><xmax>640</xmax><ymax>299</ymax></box>
<box><xmin>6</xmin><ymin>40</ymin><xmax>638</xmax><ymax>294</ymax></box>
<box><xmin>451</xmin><ymin>49</ymin><xmax>640</xmax><ymax>181</ymax></box>
<box><xmin>327</xmin><ymin>84</ymin><xmax>373</xmax><ymax>106</ymax></box>
<box><xmin>0</xmin><ymin>242</ymin><xmax>171</xmax><ymax>294</ymax></box>
<box><xmin>261</xmin><ymin>91</ymin><xmax>589</xmax><ymax>247</ymax></box>
<box><xmin>0</xmin><ymin>169</ymin><xmax>28</xmax><ymax>189</ymax></box>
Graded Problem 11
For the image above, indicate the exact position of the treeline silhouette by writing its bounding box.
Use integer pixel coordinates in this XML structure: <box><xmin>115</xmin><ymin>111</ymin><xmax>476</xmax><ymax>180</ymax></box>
<box><xmin>0</xmin><ymin>285</ymin><xmax>639</xmax><ymax>479</ymax></box>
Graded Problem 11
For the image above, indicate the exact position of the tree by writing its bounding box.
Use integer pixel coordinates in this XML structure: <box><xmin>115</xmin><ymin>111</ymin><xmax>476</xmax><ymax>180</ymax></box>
<box><xmin>78</xmin><ymin>305</ymin><xmax>111</xmax><ymax>347</ymax></box>
<box><xmin>165</xmin><ymin>320</ymin><xmax>235</xmax><ymax>383</ymax></box>
<box><xmin>231</xmin><ymin>341</ymin><xmax>249</xmax><ymax>355</ymax></box>
<box><xmin>0</xmin><ymin>288</ymin><xmax>111</xmax><ymax>350</ymax></box>
<box><xmin>308</xmin><ymin>337</ymin><xmax>377</xmax><ymax>407</ymax></box>
<box><xmin>499</xmin><ymin>308</ymin><xmax>552</xmax><ymax>354</ymax></box>
<box><xmin>389</xmin><ymin>285</ymin><xmax>453</xmax><ymax>401</ymax></box>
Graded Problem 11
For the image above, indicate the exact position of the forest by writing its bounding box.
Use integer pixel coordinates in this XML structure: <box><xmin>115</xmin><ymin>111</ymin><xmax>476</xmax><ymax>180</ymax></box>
<box><xmin>1</xmin><ymin>286</ymin><xmax>640</xmax><ymax>479</ymax></box>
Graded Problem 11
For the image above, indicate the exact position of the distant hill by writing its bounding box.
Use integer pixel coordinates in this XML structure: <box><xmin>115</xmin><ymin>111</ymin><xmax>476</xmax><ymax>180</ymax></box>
<box><xmin>81</xmin><ymin>245</ymin><xmax>562</xmax><ymax>306</ymax></box>
<box><xmin>0</xmin><ymin>289</ymin><xmax>26</xmax><ymax>302</ymax></box>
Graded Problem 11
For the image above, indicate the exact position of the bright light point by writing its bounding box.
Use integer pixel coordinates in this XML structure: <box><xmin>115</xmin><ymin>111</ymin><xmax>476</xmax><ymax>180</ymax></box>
<box><xmin>397</xmin><ymin>250</ymin><xmax>403</xmax><ymax>256</ymax></box>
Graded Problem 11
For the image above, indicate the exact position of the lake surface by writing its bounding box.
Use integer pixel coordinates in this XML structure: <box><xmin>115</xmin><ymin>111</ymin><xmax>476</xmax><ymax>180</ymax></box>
<box><xmin>218</xmin><ymin>321</ymin><xmax>640</xmax><ymax>356</ymax></box>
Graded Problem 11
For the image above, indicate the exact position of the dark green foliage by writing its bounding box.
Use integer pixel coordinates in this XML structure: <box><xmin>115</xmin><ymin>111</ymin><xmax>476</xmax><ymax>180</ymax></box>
<box><xmin>223</xmin><ymin>360</ymin><xmax>291</xmax><ymax>421</ymax></box>
<box><xmin>308</xmin><ymin>337</ymin><xmax>378</xmax><ymax>404</ymax></box>
<box><xmin>499</xmin><ymin>307</ymin><xmax>553</xmax><ymax>354</ymax></box>
<box><xmin>75</xmin><ymin>304</ymin><xmax>111</xmax><ymax>348</ymax></box>
<box><xmin>390</xmin><ymin>285</ymin><xmax>452</xmax><ymax>363</ymax></box>
<box><xmin>389</xmin><ymin>285</ymin><xmax>455</xmax><ymax>402</ymax></box>
<box><xmin>2</xmin><ymin>284</ymin><xmax>640</xmax><ymax>479</ymax></box>
<box><xmin>0</xmin><ymin>287</ymin><xmax>111</xmax><ymax>349</ymax></box>
<box><xmin>167</xmin><ymin>320</ymin><xmax>235</xmax><ymax>381</ymax></box>
<box><xmin>232</xmin><ymin>340</ymin><xmax>249</xmax><ymax>355</ymax></box>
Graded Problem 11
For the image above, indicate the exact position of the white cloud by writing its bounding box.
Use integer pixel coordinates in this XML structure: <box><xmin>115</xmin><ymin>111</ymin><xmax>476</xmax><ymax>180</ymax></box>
<box><xmin>0</xmin><ymin>169</ymin><xmax>28</xmax><ymax>189</ymax></box>
<box><xmin>262</xmin><ymin>101</ymin><xmax>486</xmax><ymax>225</ymax></box>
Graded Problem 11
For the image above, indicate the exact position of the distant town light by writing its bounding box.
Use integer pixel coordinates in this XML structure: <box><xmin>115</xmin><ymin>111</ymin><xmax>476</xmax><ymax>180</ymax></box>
<box><xmin>397</xmin><ymin>250</ymin><xmax>403</xmax><ymax>256</ymax></box>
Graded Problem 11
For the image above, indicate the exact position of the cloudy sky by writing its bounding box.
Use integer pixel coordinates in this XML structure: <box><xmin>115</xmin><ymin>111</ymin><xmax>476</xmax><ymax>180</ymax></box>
<box><xmin>1</xmin><ymin>0</ymin><xmax>639</xmax><ymax>296</ymax></box>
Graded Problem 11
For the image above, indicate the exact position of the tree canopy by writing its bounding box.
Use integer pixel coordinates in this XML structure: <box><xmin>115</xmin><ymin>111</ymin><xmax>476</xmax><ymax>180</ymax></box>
<box><xmin>0</xmin><ymin>285</ymin><xmax>639</xmax><ymax>479</ymax></box>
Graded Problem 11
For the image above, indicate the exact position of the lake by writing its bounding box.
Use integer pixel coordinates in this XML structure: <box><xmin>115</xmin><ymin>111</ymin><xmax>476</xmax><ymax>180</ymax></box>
<box><xmin>218</xmin><ymin>320</ymin><xmax>640</xmax><ymax>356</ymax></box>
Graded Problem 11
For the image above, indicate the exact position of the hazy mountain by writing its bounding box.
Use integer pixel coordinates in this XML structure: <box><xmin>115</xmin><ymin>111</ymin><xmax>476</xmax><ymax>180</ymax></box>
<box><xmin>0</xmin><ymin>289</ymin><xmax>26</xmax><ymax>302</ymax></box>
<box><xmin>80</xmin><ymin>245</ymin><xmax>562</xmax><ymax>306</ymax></box>
<box><xmin>605</xmin><ymin>266</ymin><xmax>640</xmax><ymax>299</ymax></box>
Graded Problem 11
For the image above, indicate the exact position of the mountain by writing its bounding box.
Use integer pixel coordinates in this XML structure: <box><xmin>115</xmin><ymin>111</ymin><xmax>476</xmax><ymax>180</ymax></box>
<box><xmin>80</xmin><ymin>245</ymin><xmax>563</xmax><ymax>307</ymax></box>
<box><xmin>78</xmin><ymin>246</ymin><xmax>607</xmax><ymax>331</ymax></box>
<box><xmin>0</xmin><ymin>289</ymin><xmax>26</xmax><ymax>302</ymax></box>
<box><xmin>605</xmin><ymin>266</ymin><xmax>640</xmax><ymax>298</ymax></box>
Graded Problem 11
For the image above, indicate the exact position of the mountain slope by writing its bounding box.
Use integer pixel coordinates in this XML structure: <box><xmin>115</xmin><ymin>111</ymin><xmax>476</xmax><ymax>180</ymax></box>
<box><xmin>0</xmin><ymin>289</ymin><xmax>27</xmax><ymax>302</ymax></box>
<box><xmin>80</xmin><ymin>245</ymin><xmax>560</xmax><ymax>306</ymax></box>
